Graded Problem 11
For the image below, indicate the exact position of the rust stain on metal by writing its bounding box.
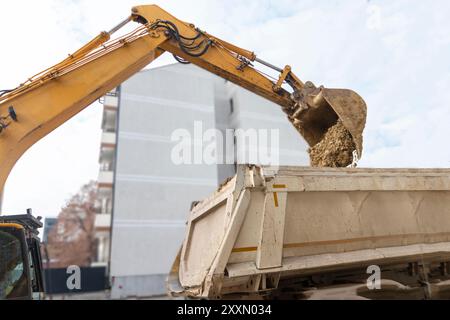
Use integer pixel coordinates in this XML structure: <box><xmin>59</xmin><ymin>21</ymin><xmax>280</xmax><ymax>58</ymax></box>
<box><xmin>232</xmin><ymin>247</ymin><xmax>258</xmax><ymax>253</ymax></box>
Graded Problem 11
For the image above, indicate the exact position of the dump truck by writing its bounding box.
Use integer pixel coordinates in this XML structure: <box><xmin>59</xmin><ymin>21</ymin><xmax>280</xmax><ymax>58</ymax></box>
<box><xmin>168</xmin><ymin>165</ymin><xmax>450</xmax><ymax>300</ymax></box>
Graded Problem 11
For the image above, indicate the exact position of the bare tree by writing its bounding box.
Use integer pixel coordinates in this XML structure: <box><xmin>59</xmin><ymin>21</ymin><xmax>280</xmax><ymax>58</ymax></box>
<box><xmin>46</xmin><ymin>181</ymin><xmax>98</xmax><ymax>268</ymax></box>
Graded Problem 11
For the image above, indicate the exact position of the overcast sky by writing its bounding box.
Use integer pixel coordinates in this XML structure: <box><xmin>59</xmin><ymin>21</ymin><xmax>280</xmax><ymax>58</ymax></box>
<box><xmin>1</xmin><ymin>0</ymin><xmax>450</xmax><ymax>219</ymax></box>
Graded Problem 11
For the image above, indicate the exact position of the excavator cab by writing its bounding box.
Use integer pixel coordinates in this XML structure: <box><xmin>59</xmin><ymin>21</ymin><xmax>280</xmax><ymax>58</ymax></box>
<box><xmin>0</xmin><ymin>213</ymin><xmax>44</xmax><ymax>300</ymax></box>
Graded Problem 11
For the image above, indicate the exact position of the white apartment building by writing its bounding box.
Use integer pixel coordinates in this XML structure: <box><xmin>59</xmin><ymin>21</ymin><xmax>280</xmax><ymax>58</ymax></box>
<box><xmin>96</xmin><ymin>63</ymin><xmax>310</xmax><ymax>298</ymax></box>
<box><xmin>93</xmin><ymin>89</ymin><xmax>119</xmax><ymax>266</ymax></box>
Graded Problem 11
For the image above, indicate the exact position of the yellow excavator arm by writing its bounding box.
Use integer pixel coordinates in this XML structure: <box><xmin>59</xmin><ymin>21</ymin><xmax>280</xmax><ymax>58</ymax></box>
<box><xmin>0</xmin><ymin>4</ymin><xmax>367</xmax><ymax>193</ymax></box>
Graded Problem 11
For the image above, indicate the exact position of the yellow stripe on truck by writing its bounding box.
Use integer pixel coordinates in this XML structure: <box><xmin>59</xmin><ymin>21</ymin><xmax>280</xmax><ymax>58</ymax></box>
<box><xmin>273</xmin><ymin>192</ymin><xmax>279</xmax><ymax>207</ymax></box>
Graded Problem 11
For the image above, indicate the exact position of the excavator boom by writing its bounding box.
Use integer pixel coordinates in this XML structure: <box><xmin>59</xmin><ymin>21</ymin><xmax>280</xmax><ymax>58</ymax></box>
<box><xmin>0</xmin><ymin>4</ymin><xmax>367</xmax><ymax>193</ymax></box>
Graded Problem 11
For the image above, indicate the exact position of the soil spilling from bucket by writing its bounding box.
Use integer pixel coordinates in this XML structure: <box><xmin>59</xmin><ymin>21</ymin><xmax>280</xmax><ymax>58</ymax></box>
<box><xmin>309</xmin><ymin>120</ymin><xmax>356</xmax><ymax>168</ymax></box>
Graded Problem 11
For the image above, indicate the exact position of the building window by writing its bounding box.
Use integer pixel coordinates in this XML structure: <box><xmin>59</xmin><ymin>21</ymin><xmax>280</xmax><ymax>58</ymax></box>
<box><xmin>229</xmin><ymin>98</ymin><xmax>234</xmax><ymax>115</ymax></box>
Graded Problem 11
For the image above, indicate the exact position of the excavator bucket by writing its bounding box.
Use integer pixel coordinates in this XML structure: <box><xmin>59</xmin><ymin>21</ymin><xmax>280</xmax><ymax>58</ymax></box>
<box><xmin>291</xmin><ymin>84</ymin><xmax>367</xmax><ymax>158</ymax></box>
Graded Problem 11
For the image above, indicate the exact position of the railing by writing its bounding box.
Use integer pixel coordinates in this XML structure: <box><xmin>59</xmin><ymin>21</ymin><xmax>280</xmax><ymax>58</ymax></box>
<box><xmin>105</xmin><ymin>91</ymin><xmax>118</xmax><ymax>97</ymax></box>
<box><xmin>100</xmin><ymin>162</ymin><xmax>114</xmax><ymax>172</ymax></box>
<box><xmin>101</xmin><ymin>132</ymin><xmax>116</xmax><ymax>145</ymax></box>
<box><xmin>98</xmin><ymin>171</ymin><xmax>114</xmax><ymax>185</ymax></box>
<box><xmin>98</xmin><ymin>90</ymin><xmax>118</xmax><ymax>104</ymax></box>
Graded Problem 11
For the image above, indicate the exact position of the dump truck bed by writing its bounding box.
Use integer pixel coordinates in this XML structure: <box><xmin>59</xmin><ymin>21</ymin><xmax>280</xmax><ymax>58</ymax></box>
<box><xmin>169</xmin><ymin>165</ymin><xmax>450</xmax><ymax>299</ymax></box>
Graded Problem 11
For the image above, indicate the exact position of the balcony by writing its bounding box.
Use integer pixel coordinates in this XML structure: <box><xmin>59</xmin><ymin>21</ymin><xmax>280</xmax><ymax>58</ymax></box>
<box><xmin>99</xmin><ymin>146</ymin><xmax>115</xmax><ymax>170</ymax></box>
<box><xmin>95</xmin><ymin>214</ymin><xmax>112</xmax><ymax>229</ymax></box>
<box><xmin>101</xmin><ymin>132</ymin><xmax>116</xmax><ymax>146</ymax></box>
<box><xmin>102</xmin><ymin>109</ymin><xmax>117</xmax><ymax>133</ymax></box>
<box><xmin>98</xmin><ymin>171</ymin><xmax>114</xmax><ymax>186</ymax></box>
<box><xmin>96</xmin><ymin>191</ymin><xmax>113</xmax><ymax>215</ymax></box>
<box><xmin>103</xmin><ymin>95</ymin><xmax>119</xmax><ymax>109</ymax></box>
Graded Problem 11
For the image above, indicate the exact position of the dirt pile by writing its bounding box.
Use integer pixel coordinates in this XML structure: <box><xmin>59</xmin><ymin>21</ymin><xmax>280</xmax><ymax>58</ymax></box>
<box><xmin>309</xmin><ymin>120</ymin><xmax>356</xmax><ymax>168</ymax></box>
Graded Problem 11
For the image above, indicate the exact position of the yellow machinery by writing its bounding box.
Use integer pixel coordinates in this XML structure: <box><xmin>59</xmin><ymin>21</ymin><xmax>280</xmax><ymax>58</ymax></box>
<box><xmin>0</xmin><ymin>5</ymin><xmax>367</xmax><ymax>299</ymax></box>
<box><xmin>0</xmin><ymin>213</ymin><xmax>44</xmax><ymax>300</ymax></box>
<box><xmin>0</xmin><ymin>4</ymin><xmax>367</xmax><ymax>194</ymax></box>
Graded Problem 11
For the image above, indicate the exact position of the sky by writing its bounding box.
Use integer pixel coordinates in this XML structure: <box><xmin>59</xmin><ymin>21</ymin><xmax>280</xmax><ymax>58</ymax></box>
<box><xmin>1</xmin><ymin>0</ymin><xmax>449</xmax><ymax>219</ymax></box>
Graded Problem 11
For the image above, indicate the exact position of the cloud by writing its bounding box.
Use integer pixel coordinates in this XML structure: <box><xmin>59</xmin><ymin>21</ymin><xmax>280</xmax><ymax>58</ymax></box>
<box><xmin>1</xmin><ymin>0</ymin><xmax>450</xmax><ymax>219</ymax></box>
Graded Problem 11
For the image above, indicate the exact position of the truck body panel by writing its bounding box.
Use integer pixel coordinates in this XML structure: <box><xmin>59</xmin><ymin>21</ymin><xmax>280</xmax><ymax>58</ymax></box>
<box><xmin>169</xmin><ymin>166</ymin><xmax>450</xmax><ymax>299</ymax></box>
